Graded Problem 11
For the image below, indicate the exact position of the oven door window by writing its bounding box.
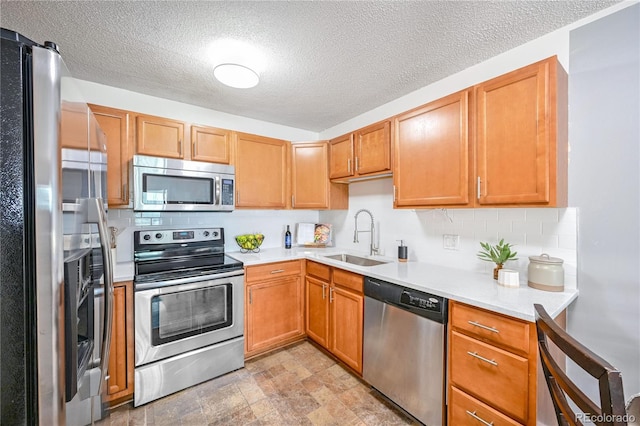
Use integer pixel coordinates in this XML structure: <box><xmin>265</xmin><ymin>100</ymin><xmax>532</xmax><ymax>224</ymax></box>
<box><xmin>150</xmin><ymin>284</ymin><xmax>232</xmax><ymax>345</ymax></box>
<box><xmin>142</xmin><ymin>173</ymin><xmax>214</xmax><ymax>205</ymax></box>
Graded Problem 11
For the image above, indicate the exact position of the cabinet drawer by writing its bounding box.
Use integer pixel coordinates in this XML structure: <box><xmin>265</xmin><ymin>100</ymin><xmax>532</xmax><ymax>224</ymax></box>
<box><xmin>246</xmin><ymin>260</ymin><xmax>302</xmax><ymax>283</ymax></box>
<box><xmin>450</xmin><ymin>386</ymin><xmax>523</xmax><ymax>426</ymax></box>
<box><xmin>332</xmin><ymin>268</ymin><xmax>363</xmax><ymax>293</ymax></box>
<box><xmin>451</xmin><ymin>301</ymin><xmax>530</xmax><ymax>354</ymax></box>
<box><xmin>306</xmin><ymin>261</ymin><xmax>331</xmax><ymax>281</ymax></box>
<box><xmin>450</xmin><ymin>331</ymin><xmax>529</xmax><ymax>423</ymax></box>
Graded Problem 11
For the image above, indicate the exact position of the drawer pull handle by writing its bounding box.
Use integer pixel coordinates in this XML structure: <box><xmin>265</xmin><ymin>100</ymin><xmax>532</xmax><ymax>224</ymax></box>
<box><xmin>468</xmin><ymin>320</ymin><xmax>499</xmax><ymax>333</ymax></box>
<box><xmin>270</xmin><ymin>269</ymin><xmax>285</xmax><ymax>274</ymax></box>
<box><xmin>467</xmin><ymin>351</ymin><xmax>498</xmax><ymax>366</ymax></box>
<box><xmin>466</xmin><ymin>410</ymin><xmax>494</xmax><ymax>426</ymax></box>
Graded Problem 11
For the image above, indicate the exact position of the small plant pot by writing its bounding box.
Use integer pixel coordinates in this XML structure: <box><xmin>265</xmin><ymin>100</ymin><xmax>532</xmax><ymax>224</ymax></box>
<box><xmin>493</xmin><ymin>264</ymin><xmax>504</xmax><ymax>280</ymax></box>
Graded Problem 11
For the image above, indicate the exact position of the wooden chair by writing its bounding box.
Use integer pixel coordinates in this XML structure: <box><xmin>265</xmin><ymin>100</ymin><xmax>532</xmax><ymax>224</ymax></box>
<box><xmin>534</xmin><ymin>304</ymin><xmax>629</xmax><ymax>426</ymax></box>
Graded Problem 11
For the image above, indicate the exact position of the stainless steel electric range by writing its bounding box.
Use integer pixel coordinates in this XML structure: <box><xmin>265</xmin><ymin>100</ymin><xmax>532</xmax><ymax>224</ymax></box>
<box><xmin>132</xmin><ymin>227</ymin><xmax>244</xmax><ymax>406</ymax></box>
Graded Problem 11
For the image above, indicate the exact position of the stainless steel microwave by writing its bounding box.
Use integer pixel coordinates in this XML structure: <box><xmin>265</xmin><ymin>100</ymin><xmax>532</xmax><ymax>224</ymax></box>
<box><xmin>133</xmin><ymin>155</ymin><xmax>235</xmax><ymax>212</ymax></box>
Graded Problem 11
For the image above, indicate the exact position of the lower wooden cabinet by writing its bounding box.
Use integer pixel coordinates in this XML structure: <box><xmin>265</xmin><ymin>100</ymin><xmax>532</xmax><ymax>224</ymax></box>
<box><xmin>448</xmin><ymin>300</ymin><xmax>537</xmax><ymax>425</ymax></box>
<box><xmin>449</xmin><ymin>386</ymin><xmax>522</xmax><ymax>426</ymax></box>
<box><xmin>306</xmin><ymin>276</ymin><xmax>330</xmax><ymax>347</ymax></box>
<box><xmin>106</xmin><ymin>280</ymin><xmax>134</xmax><ymax>406</ymax></box>
<box><xmin>245</xmin><ymin>260</ymin><xmax>305</xmax><ymax>357</ymax></box>
<box><xmin>329</xmin><ymin>284</ymin><xmax>363</xmax><ymax>372</ymax></box>
<box><xmin>305</xmin><ymin>261</ymin><xmax>364</xmax><ymax>374</ymax></box>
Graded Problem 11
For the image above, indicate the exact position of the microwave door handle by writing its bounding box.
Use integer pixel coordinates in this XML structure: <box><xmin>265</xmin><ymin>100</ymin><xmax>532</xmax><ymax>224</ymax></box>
<box><xmin>82</xmin><ymin>197</ymin><xmax>114</xmax><ymax>395</ymax></box>
<box><xmin>215</xmin><ymin>176</ymin><xmax>221</xmax><ymax>206</ymax></box>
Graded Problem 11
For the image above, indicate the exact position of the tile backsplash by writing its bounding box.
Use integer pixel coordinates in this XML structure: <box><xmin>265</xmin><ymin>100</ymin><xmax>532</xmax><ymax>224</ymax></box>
<box><xmin>107</xmin><ymin>208</ymin><xmax>319</xmax><ymax>264</ymax></box>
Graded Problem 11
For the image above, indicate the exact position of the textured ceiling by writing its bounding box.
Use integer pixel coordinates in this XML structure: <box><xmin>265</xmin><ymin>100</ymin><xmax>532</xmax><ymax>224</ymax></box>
<box><xmin>1</xmin><ymin>1</ymin><xmax>620</xmax><ymax>132</ymax></box>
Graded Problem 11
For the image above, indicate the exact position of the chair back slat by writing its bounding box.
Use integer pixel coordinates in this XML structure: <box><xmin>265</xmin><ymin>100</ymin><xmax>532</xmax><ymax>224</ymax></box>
<box><xmin>534</xmin><ymin>304</ymin><xmax>628</xmax><ymax>426</ymax></box>
<box><xmin>539</xmin><ymin>337</ymin><xmax>603</xmax><ymax>415</ymax></box>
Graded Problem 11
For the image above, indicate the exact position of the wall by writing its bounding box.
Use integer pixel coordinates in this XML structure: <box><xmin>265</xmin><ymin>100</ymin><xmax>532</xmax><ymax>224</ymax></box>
<box><xmin>568</xmin><ymin>3</ymin><xmax>640</xmax><ymax>399</ymax></box>
<box><xmin>320</xmin><ymin>179</ymin><xmax>577</xmax><ymax>288</ymax></box>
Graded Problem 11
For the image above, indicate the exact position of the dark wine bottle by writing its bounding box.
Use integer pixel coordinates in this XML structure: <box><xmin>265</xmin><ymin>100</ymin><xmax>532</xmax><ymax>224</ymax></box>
<box><xmin>285</xmin><ymin>225</ymin><xmax>292</xmax><ymax>249</ymax></box>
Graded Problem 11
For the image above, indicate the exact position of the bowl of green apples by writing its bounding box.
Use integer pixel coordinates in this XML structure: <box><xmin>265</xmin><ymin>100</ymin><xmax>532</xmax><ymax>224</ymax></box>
<box><xmin>235</xmin><ymin>233</ymin><xmax>264</xmax><ymax>253</ymax></box>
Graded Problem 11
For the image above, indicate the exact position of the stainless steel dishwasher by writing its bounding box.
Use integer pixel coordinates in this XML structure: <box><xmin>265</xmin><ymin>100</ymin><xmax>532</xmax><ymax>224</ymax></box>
<box><xmin>363</xmin><ymin>277</ymin><xmax>448</xmax><ymax>426</ymax></box>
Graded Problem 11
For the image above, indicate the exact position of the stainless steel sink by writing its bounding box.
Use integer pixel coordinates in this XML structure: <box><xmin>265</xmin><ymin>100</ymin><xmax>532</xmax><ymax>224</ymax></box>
<box><xmin>323</xmin><ymin>253</ymin><xmax>389</xmax><ymax>267</ymax></box>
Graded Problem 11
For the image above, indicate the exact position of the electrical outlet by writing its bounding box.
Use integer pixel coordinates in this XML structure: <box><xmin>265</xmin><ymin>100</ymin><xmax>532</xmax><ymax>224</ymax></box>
<box><xmin>443</xmin><ymin>234</ymin><xmax>460</xmax><ymax>250</ymax></box>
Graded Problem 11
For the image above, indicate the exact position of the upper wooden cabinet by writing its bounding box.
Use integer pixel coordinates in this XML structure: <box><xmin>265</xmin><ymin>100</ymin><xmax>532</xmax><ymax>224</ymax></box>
<box><xmin>329</xmin><ymin>120</ymin><xmax>392</xmax><ymax>182</ymax></box>
<box><xmin>329</xmin><ymin>133</ymin><xmax>354</xmax><ymax>179</ymax></box>
<box><xmin>61</xmin><ymin>101</ymin><xmax>103</xmax><ymax>150</ymax></box>
<box><xmin>61</xmin><ymin>102</ymin><xmax>87</xmax><ymax>149</ymax></box>
<box><xmin>136</xmin><ymin>114</ymin><xmax>185</xmax><ymax>159</ymax></box>
<box><xmin>356</xmin><ymin>120</ymin><xmax>392</xmax><ymax>176</ymax></box>
<box><xmin>190</xmin><ymin>125</ymin><xmax>231</xmax><ymax>164</ymax></box>
<box><xmin>392</xmin><ymin>56</ymin><xmax>567</xmax><ymax>209</ymax></box>
<box><xmin>393</xmin><ymin>90</ymin><xmax>471</xmax><ymax>208</ymax></box>
<box><xmin>291</xmin><ymin>142</ymin><xmax>348</xmax><ymax>210</ymax></box>
<box><xmin>475</xmin><ymin>56</ymin><xmax>567</xmax><ymax>207</ymax></box>
<box><xmin>234</xmin><ymin>132</ymin><xmax>289</xmax><ymax>208</ymax></box>
<box><xmin>90</xmin><ymin>105</ymin><xmax>132</xmax><ymax>207</ymax></box>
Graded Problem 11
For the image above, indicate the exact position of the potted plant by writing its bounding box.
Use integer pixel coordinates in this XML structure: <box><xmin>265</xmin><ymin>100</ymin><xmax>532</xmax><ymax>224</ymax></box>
<box><xmin>477</xmin><ymin>239</ymin><xmax>518</xmax><ymax>279</ymax></box>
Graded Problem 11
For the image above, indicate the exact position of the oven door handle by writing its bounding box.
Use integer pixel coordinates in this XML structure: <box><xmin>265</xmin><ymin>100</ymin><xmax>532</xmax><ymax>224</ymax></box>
<box><xmin>82</xmin><ymin>197</ymin><xmax>114</xmax><ymax>396</ymax></box>
<box><xmin>135</xmin><ymin>269</ymin><xmax>245</xmax><ymax>291</ymax></box>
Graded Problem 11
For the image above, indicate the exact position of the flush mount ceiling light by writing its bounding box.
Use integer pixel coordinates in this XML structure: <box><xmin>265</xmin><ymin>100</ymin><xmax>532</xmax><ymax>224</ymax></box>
<box><xmin>213</xmin><ymin>63</ymin><xmax>259</xmax><ymax>89</ymax></box>
<box><xmin>207</xmin><ymin>39</ymin><xmax>265</xmax><ymax>89</ymax></box>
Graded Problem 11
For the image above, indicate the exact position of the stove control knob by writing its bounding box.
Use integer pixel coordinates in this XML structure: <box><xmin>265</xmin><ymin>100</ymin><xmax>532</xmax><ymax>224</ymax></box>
<box><xmin>143</xmin><ymin>234</ymin><xmax>151</xmax><ymax>241</ymax></box>
<box><xmin>203</xmin><ymin>231</ymin><xmax>210</xmax><ymax>237</ymax></box>
<box><xmin>155</xmin><ymin>233</ymin><xmax>163</xmax><ymax>240</ymax></box>
<box><xmin>212</xmin><ymin>231</ymin><xmax>219</xmax><ymax>237</ymax></box>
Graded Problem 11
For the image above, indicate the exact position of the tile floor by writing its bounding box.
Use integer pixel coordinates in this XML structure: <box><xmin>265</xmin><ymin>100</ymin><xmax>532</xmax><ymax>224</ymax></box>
<box><xmin>99</xmin><ymin>340</ymin><xmax>417</xmax><ymax>425</ymax></box>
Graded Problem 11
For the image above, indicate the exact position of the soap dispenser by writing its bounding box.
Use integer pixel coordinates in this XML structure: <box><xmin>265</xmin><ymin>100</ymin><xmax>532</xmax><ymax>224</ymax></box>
<box><xmin>397</xmin><ymin>240</ymin><xmax>408</xmax><ymax>262</ymax></box>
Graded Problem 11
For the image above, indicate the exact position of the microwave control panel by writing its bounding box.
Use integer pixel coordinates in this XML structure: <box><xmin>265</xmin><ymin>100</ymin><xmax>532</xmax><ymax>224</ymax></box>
<box><xmin>221</xmin><ymin>179</ymin><xmax>234</xmax><ymax>206</ymax></box>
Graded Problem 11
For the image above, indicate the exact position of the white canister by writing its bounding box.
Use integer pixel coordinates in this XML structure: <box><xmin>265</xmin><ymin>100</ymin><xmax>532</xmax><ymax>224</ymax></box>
<box><xmin>527</xmin><ymin>253</ymin><xmax>564</xmax><ymax>292</ymax></box>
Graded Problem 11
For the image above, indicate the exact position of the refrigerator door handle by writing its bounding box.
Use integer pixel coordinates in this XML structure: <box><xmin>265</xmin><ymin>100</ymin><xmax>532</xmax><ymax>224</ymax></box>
<box><xmin>83</xmin><ymin>197</ymin><xmax>114</xmax><ymax>395</ymax></box>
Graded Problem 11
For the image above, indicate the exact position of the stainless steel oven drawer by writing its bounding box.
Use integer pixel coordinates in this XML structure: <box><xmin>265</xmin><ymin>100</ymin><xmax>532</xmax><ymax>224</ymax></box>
<box><xmin>134</xmin><ymin>336</ymin><xmax>244</xmax><ymax>406</ymax></box>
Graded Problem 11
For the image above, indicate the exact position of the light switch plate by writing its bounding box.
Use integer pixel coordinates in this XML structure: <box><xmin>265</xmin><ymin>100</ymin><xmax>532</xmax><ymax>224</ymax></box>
<box><xmin>443</xmin><ymin>234</ymin><xmax>460</xmax><ymax>250</ymax></box>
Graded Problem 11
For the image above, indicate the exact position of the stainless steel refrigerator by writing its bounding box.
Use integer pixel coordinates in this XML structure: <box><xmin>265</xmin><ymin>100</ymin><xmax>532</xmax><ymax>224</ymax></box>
<box><xmin>0</xmin><ymin>28</ymin><xmax>114</xmax><ymax>425</ymax></box>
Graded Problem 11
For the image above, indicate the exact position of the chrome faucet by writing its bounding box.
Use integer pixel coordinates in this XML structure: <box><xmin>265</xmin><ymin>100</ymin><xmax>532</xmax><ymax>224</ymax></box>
<box><xmin>353</xmin><ymin>209</ymin><xmax>379</xmax><ymax>256</ymax></box>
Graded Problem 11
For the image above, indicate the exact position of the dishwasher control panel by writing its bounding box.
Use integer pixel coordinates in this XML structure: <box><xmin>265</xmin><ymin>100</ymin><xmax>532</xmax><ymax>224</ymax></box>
<box><xmin>364</xmin><ymin>277</ymin><xmax>447</xmax><ymax>323</ymax></box>
<box><xmin>400</xmin><ymin>290</ymin><xmax>443</xmax><ymax>313</ymax></box>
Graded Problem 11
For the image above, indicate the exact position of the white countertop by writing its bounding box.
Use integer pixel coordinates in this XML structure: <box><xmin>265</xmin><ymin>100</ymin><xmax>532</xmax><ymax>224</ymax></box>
<box><xmin>114</xmin><ymin>245</ymin><xmax>577</xmax><ymax>322</ymax></box>
<box><xmin>227</xmin><ymin>246</ymin><xmax>578</xmax><ymax>322</ymax></box>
